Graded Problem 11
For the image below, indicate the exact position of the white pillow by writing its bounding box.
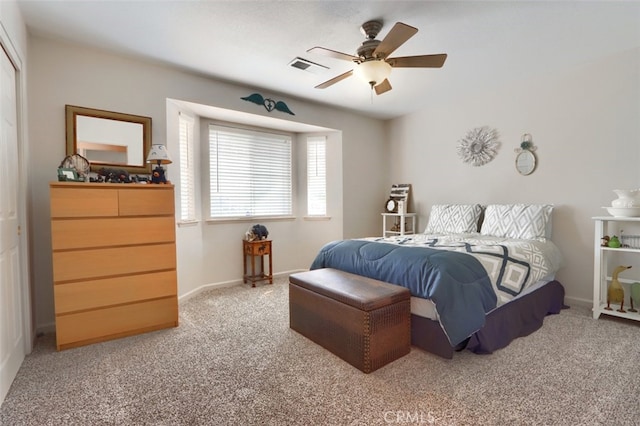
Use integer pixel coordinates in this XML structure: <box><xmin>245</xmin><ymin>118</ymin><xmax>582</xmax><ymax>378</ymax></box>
<box><xmin>424</xmin><ymin>204</ymin><xmax>483</xmax><ymax>234</ymax></box>
<box><xmin>480</xmin><ymin>204</ymin><xmax>553</xmax><ymax>240</ymax></box>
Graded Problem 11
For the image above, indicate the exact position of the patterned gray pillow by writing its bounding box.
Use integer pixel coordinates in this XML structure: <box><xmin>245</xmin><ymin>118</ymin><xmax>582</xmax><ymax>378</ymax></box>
<box><xmin>480</xmin><ymin>204</ymin><xmax>553</xmax><ymax>240</ymax></box>
<box><xmin>425</xmin><ymin>204</ymin><xmax>483</xmax><ymax>234</ymax></box>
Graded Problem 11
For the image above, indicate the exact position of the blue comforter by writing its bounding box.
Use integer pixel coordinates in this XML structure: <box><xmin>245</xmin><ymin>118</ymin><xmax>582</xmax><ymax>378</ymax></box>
<box><xmin>310</xmin><ymin>239</ymin><xmax>497</xmax><ymax>346</ymax></box>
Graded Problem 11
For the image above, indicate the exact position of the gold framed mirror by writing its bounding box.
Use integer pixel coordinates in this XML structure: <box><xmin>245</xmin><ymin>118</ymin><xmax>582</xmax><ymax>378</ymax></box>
<box><xmin>65</xmin><ymin>105</ymin><xmax>152</xmax><ymax>173</ymax></box>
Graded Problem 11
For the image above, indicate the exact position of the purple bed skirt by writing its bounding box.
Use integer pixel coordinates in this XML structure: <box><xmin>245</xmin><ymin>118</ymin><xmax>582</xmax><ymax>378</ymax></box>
<box><xmin>410</xmin><ymin>280</ymin><xmax>566</xmax><ymax>359</ymax></box>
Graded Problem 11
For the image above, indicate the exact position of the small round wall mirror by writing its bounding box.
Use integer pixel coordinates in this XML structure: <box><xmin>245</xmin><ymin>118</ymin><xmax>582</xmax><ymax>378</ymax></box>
<box><xmin>514</xmin><ymin>133</ymin><xmax>537</xmax><ymax>175</ymax></box>
<box><xmin>516</xmin><ymin>150</ymin><xmax>536</xmax><ymax>175</ymax></box>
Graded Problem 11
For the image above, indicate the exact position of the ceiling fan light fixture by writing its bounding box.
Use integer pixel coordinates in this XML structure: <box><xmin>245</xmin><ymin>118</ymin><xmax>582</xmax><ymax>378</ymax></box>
<box><xmin>309</xmin><ymin>20</ymin><xmax>446</xmax><ymax>94</ymax></box>
<box><xmin>354</xmin><ymin>60</ymin><xmax>392</xmax><ymax>87</ymax></box>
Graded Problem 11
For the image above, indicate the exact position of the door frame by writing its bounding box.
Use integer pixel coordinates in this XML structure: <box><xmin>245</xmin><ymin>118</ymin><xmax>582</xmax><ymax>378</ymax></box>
<box><xmin>0</xmin><ymin>21</ymin><xmax>33</xmax><ymax>355</ymax></box>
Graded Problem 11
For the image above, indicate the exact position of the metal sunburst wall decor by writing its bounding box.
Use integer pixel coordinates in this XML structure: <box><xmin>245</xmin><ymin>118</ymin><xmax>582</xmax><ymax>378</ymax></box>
<box><xmin>241</xmin><ymin>93</ymin><xmax>295</xmax><ymax>115</ymax></box>
<box><xmin>456</xmin><ymin>126</ymin><xmax>500</xmax><ymax>167</ymax></box>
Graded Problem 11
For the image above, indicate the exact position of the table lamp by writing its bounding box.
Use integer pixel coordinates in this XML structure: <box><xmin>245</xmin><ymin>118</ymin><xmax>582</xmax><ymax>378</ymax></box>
<box><xmin>146</xmin><ymin>144</ymin><xmax>172</xmax><ymax>183</ymax></box>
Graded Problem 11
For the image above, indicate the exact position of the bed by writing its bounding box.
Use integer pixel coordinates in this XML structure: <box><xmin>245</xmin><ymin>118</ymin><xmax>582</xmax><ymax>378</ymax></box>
<box><xmin>309</xmin><ymin>204</ymin><xmax>565</xmax><ymax>358</ymax></box>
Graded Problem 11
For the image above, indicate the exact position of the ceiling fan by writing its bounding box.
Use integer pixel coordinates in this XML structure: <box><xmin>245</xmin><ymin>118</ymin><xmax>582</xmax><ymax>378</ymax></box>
<box><xmin>308</xmin><ymin>20</ymin><xmax>447</xmax><ymax>95</ymax></box>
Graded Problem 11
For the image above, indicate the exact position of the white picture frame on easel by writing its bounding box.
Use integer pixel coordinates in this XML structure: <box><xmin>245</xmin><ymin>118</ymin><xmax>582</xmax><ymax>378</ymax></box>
<box><xmin>384</xmin><ymin>184</ymin><xmax>410</xmax><ymax>213</ymax></box>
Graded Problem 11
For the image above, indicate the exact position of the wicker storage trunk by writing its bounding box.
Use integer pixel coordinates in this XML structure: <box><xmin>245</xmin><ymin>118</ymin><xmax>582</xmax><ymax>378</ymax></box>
<box><xmin>289</xmin><ymin>268</ymin><xmax>411</xmax><ymax>373</ymax></box>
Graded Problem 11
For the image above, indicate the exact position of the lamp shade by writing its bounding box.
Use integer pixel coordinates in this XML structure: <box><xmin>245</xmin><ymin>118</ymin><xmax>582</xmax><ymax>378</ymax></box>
<box><xmin>146</xmin><ymin>144</ymin><xmax>172</xmax><ymax>164</ymax></box>
<box><xmin>353</xmin><ymin>60</ymin><xmax>392</xmax><ymax>86</ymax></box>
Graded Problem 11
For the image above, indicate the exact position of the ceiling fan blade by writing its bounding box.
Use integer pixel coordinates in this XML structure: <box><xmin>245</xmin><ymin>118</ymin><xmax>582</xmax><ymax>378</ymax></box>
<box><xmin>307</xmin><ymin>46</ymin><xmax>358</xmax><ymax>62</ymax></box>
<box><xmin>372</xmin><ymin>22</ymin><xmax>418</xmax><ymax>59</ymax></box>
<box><xmin>315</xmin><ymin>69</ymin><xmax>354</xmax><ymax>89</ymax></box>
<box><xmin>374</xmin><ymin>79</ymin><xmax>392</xmax><ymax>95</ymax></box>
<box><xmin>387</xmin><ymin>54</ymin><xmax>447</xmax><ymax>68</ymax></box>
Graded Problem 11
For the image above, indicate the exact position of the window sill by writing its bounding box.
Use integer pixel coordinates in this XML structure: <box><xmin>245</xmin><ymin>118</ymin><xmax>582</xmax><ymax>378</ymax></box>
<box><xmin>206</xmin><ymin>216</ymin><xmax>296</xmax><ymax>224</ymax></box>
<box><xmin>177</xmin><ymin>220</ymin><xmax>199</xmax><ymax>228</ymax></box>
<box><xmin>303</xmin><ymin>215</ymin><xmax>332</xmax><ymax>221</ymax></box>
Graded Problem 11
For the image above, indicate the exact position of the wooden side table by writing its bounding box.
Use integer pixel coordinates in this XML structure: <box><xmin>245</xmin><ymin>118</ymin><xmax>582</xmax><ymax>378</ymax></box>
<box><xmin>243</xmin><ymin>239</ymin><xmax>273</xmax><ymax>287</ymax></box>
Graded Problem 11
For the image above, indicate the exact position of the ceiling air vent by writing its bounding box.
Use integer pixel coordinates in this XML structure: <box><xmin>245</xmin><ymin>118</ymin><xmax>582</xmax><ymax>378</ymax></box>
<box><xmin>288</xmin><ymin>57</ymin><xmax>329</xmax><ymax>75</ymax></box>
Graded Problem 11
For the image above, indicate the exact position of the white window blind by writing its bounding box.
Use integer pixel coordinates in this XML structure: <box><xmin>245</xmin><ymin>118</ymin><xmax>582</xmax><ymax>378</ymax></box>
<box><xmin>307</xmin><ymin>136</ymin><xmax>326</xmax><ymax>216</ymax></box>
<box><xmin>178</xmin><ymin>114</ymin><xmax>196</xmax><ymax>222</ymax></box>
<box><xmin>209</xmin><ymin>125</ymin><xmax>292</xmax><ymax>218</ymax></box>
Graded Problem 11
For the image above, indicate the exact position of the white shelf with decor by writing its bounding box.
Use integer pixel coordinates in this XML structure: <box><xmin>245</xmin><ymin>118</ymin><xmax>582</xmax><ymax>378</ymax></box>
<box><xmin>382</xmin><ymin>183</ymin><xmax>415</xmax><ymax>237</ymax></box>
<box><xmin>592</xmin><ymin>216</ymin><xmax>640</xmax><ymax>321</ymax></box>
<box><xmin>382</xmin><ymin>212</ymin><xmax>416</xmax><ymax>237</ymax></box>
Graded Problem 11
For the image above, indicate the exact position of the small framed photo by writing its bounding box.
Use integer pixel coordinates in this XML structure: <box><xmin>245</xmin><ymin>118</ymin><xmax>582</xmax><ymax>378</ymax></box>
<box><xmin>57</xmin><ymin>167</ymin><xmax>81</xmax><ymax>182</ymax></box>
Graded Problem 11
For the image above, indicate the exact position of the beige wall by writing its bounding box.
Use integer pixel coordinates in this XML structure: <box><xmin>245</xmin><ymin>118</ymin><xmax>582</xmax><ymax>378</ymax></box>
<box><xmin>0</xmin><ymin>1</ymin><xmax>27</xmax><ymax>53</ymax></box>
<box><xmin>27</xmin><ymin>36</ymin><xmax>387</xmax><ymax>331</ymax></box>
<box><xmin>387</xmin><ymin>47</ymin><xmax>640</xmax><ymax>306</ymax></box>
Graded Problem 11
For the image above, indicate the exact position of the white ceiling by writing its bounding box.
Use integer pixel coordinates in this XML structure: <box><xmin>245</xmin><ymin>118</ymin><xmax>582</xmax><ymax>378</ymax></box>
<box><xmin>17</xmin><ymin>1</ymin><xmax>640</xmax><ymax>120</ymax></box>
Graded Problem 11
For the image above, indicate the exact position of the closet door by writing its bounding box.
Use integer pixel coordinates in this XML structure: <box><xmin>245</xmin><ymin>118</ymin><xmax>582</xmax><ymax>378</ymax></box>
<box><xmin>0</xmin><ymin>45</ymin><xmax>24</xmax><ymax>404</ymax></box>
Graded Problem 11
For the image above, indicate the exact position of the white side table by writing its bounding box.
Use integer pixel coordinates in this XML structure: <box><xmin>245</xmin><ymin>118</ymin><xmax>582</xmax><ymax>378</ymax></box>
<box><xmin>592</xmin><ymin>216</ymin><xmax>640</xmax><ymax>321</ymax></box>
<box><xmin>382</xmin><ymin>213</ymin><xmax>416</xmax><ymax>237</ymax></box>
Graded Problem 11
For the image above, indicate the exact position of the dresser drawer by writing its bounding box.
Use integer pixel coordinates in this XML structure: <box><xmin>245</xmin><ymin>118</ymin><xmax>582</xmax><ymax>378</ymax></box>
<box><xmin>55</xmin><ymin>297</ymin><xmax>178</xmax><ymax>349</ymax></box>
<box><xmin>119</xmin><ymin>188</ymin><xmax>175</xmax><ymax>216</ymax></box>
<box><xmin>51</xmin><ymin>216</ymin><xmax>175</xmax><ymax>250</ymax></box>
<box><xmin>54</xmin><ymin>270</ymin><xmax>177</xmax><ymax>314</ymax></box>
<box><xmin>53</xmin><ymin>243</ymin><xmax>176</xmax><ymax>282</ymax></box>
<box><xmin>50</xmin><ymin>187</ymin><xmax>119</xmax><ymax>218</ymax></box>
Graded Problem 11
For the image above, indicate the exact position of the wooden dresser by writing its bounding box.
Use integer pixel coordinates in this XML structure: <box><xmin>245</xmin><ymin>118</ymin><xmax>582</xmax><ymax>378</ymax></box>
<box><xmin>50</xmin><ymin>182</ymin><xmax>178</xmax><ymax>350</ymax></box>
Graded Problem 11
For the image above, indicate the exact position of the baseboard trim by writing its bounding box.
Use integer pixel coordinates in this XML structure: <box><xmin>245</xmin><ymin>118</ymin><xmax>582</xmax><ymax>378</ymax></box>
<box><xmin>178</xmin><ymin>269</ymin><xmax>306</xmax><ymax>303</ymax></box>
<box><xmin>563</xmin><ymin>295</ymin><xmax>592</xmax><ymax>309</ymax></box>
<box><xmin>36</xmin><ymin>322</ymin><xmax>56</xmax><ymax>336</ymax></box>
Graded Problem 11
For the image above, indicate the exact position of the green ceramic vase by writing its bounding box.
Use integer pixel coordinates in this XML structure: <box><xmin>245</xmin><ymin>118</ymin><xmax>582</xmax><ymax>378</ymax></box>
<box><xmin>608</xmin><ymin>236</ymin><xmax>621</xmax><ymax>248</ymax></box>
<box><xmin>631</xmin><ymin>282</ymin><xmax>640</xmax><ymax>306</ymax></box>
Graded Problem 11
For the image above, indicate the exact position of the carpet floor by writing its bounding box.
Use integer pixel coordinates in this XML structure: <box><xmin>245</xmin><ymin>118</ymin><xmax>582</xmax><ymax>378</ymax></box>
<box><xmin>1</xmin><ymin>275</ymin><xmax>639</xmax><ymax>425</ymax></box>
